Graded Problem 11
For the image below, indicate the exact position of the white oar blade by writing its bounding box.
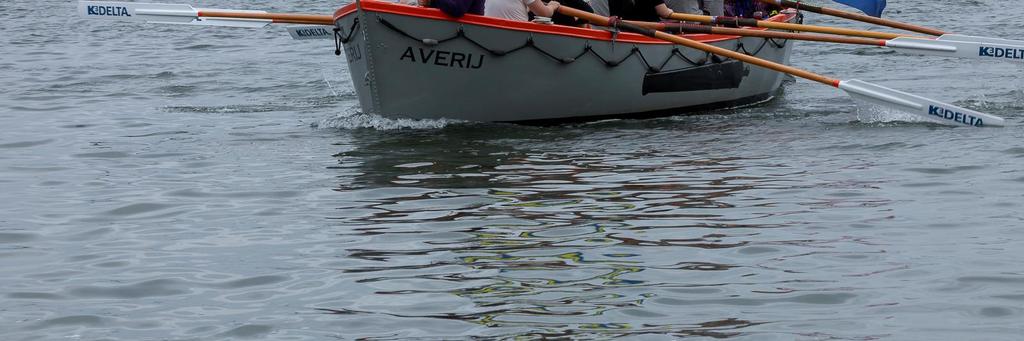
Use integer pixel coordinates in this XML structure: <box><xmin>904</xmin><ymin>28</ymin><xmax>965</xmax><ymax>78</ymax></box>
<box><xmin>887</xmin><ymin>36</ymin><xmax>1024</xmax><ymax>63</ymax></box>
<box><xmin>838</xmin><ymin>79</ymin><xmax>1005</xmax><ymax>127</ymax></box>
<box><xmin>287</xmin><ymin>26</ymin><xmax>335</xmax><ymax>40</ymax></box>
<box><xmin>79</xmin><ymin>1</ymin><xmax>198</xmax><ymax>24</ymax></box>
<box><xmin>79</xmin><ymin>1</ymin><xmax>272</xmax><ymax>28</ymax></box>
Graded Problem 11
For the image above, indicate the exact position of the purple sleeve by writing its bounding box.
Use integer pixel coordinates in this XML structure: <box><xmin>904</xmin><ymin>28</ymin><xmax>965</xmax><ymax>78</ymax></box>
<box><xmin>433</xmin><ymin>0</ymin><xmax>474</xmax><ymax>17</ymax></box>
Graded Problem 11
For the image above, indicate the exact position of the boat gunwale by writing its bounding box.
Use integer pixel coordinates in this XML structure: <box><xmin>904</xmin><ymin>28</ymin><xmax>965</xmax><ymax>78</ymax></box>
<box><xmin>332</xmin><ymin>1</ymin><xmax>798</xmax><ymax>45</ymax></box>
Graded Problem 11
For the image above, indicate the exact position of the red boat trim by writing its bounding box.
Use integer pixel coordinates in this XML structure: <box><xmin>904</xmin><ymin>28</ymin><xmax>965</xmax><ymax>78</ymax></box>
<box><xmin>332</xmin><ymin>1</ymin><xmax>797</xmax><ymax>45</ymax></box>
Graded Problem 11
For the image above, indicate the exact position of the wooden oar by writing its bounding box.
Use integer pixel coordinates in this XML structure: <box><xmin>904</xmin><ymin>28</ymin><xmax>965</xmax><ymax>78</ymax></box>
<box><xmin>78</xmin><ymin>1</ymin><xmax>333</xmax><ymax>27</ymax></box>
<box><xmin>667</xmin><ymin>12</ymin><xmax>917</xmax><ymax>40</ymax></box>
<box><xmin>757</xmin><ymin>0</ymin><xmax>946</xmax><ymax>36</ymax></box>
<box><xmin>629</xmin><ymin>21</ymin><xmax>885</xmax><ymax>46</ymax></box>
<box><xmin>625</xmin><ymin>21</ymin><xmax>1024</xmax><ymax>62</ymax></box>
<box><xmin>78</xmin><ymin>0</ymin><xmax>1024</xmax><ymax>62</ymax></box>
<box><xmin>198</xmin><ymin>11</ymin><xmax>334</xmax><ymax>25</ymax></box>
<box><xmin>557</xmin><ymin>6</ymin><xmax>1005</xmax><ymax>127</ymax></box>
<box><xmin>666</xmin><ymin>11</ymin><xmax>1024</xmax><ymax>63</ymax></box>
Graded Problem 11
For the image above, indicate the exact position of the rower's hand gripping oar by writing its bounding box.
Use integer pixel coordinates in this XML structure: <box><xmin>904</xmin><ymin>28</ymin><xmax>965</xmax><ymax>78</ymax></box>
<box><xmin>78</xmin><ymin>1</ymin><xmax>335</xmax><ymax>27</ymax></box>
<box><xmin>666</xmin><ymin>12</ymin><xmax>1024</xmax><ymax>64</ymax></box>
<box><xmin>558</xmin><ymin>6</ymin><xmax>1005</xmax><ymax>127</ymax></box>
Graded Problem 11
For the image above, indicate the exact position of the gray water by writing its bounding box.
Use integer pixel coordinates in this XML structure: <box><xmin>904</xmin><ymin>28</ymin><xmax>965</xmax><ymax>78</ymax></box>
<box><xmin>2</xmin><ymin>0</ymin><xmax>1024</xmax><ymax>339</ymax></box>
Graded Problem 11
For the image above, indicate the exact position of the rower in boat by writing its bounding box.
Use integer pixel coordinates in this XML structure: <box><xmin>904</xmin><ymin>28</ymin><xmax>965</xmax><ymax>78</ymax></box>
<box><xmin>664</xmin><ymin>0</ymin><xmax>724</xmax><ymax>16</ymax></box>
<box><xmin>606</xmin><ymin>0</ymin><xmax>675</xmax><ymax>22</ymax></box>
<box><xmin>589</xmin><ymin>0</ymin><xmax>770</xmax><ymax>29</ymax></box>
<box><xmin>546</xmin><ymin>0</ymin><xmax>595</xmax><ymax>27</ymax></box>
<box><xmin>725</xmin><ymin>0</ymin><xmax>776</xmax><ymax>18</ymax></box>
<box><xmin>418</xmin><ymin>0</ymin><xmax>485</xmax><ymax>17</ymax></box>
<box><xmin>485</xmin><ymin>0</ymin><xmax>563</xmax><ymax>22</ymax></box>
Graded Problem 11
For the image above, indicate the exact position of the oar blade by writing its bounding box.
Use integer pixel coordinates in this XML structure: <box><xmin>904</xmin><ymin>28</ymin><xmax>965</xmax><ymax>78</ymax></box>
<box><xmin>78</xmin><ymin>1</ymin><xmax>272</xmax><ymax>28</ymax></box>
<box><xmin>887</xmin><ymin>37</ymin><xmax>1024</xmax><ymax>63</ymax></box>
<box><xmin>937</xmin><ymin>34</ymin><xmax>1024</xmax><ymax>63</ymax></box>
<box><xmin>838</xmin><ymin>79</ymin><xmax>1005</xmax><ymax>127</ymax></box>
<box><xmin>79</xmin><ymin>1</ymin><xmax>198</xmax><ymax>24</ymax></box>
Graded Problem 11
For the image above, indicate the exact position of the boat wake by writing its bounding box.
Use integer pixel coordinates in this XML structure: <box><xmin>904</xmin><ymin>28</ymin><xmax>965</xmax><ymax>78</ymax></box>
<box><xmin>313</xmin><ymin>111</ymin><xmax>465</xmax><ymax>131</ymax></box>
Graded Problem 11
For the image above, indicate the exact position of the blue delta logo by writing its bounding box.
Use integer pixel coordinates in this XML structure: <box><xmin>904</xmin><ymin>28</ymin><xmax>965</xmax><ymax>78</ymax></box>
<box><xmin>978</xmin><ymin>46</ymin><xmax>1024</xmax><ymax>60</ymax></box>
<box><xmin>87</xmin><ymin>5</ymin><xmax>131</xmax><ymax>17</ymax></box>
<box><xmin>929</xmin><ymin>105</ymin><xmax>984</xmax><ymax>127</ymax></box>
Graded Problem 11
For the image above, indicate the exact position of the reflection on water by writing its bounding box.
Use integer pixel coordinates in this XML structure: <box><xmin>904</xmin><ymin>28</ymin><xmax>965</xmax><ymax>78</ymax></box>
<box><xmin>313</xmin><ymin>123</ymin><xmax>914</xmax><ymax>338</ymax></box>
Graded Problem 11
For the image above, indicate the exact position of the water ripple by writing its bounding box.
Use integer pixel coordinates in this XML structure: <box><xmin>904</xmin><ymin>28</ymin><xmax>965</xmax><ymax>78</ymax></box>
<box><xmin>2</xmin><ymin>0</ymin><xmax>1023</xmax><ymax>340</ymax></box>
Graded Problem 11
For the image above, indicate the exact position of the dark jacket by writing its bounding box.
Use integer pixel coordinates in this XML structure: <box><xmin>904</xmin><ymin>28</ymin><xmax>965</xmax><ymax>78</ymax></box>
<box><xmin>550</xmin><ymin>0</ymin><xmax>595</xmax><ymax>26</ymax></box>
<box><xmin>432</xmin><ymin>0</ymin><xmax>485</xmax><ymax>17</ymax></box>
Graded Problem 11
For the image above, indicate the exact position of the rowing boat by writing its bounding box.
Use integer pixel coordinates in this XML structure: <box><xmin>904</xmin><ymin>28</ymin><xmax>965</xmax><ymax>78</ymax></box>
<box><xmin>332</xmin><ymin>1</ymin><xmax>798</xmax><ymax>122</ymax></box>
<box><xmin>78</xmin><ymin>0</ymin><xmax>1019</xmax><ymax>127</ymax></box>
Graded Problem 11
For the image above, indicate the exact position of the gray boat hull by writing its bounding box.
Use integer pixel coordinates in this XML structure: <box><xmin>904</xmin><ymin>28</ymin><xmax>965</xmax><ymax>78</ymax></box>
<box><xmin>334</xmin><ymin>2</ymin><xmax>797</xmax><ymax>122</ymax></box>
